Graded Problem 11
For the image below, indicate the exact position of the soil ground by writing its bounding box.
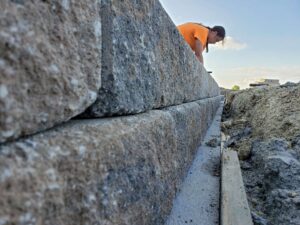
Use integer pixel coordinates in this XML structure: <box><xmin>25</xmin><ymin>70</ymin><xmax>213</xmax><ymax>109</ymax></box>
<box><xmin>221</xmin><ymin>83</ymin><xmax>300</xmax><ymax>225</ymax></box>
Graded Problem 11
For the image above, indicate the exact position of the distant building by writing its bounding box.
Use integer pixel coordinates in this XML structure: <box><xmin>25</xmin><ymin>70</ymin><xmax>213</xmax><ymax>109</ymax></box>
<box><xmin>249</xmin><ymin>79</ymin><xmax>280</xmax><ymax>87</ymax></box>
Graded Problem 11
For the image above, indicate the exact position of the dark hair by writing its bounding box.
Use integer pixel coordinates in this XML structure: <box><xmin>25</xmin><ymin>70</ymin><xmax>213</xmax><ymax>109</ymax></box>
<box><xmin>206</xmin><ymin>25</ymin><xmax>226</xmax><ymax>53</ymax></box>
<box><xmin>211</xmin><ymin>26</ymin><xmax>226</xmax><ymax>39</ymax></box>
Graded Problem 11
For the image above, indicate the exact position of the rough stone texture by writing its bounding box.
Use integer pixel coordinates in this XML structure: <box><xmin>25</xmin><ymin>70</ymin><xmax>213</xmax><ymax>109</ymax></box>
<box><xmin>222</xmin><ymin>84</ymin><xmax>300</xmax><ymax>225</ymax></box>
<box><xmin>83</xmin><ymin>0</ymin><xmax>220</xmax><ymax>117</ymax></box>
<box><xmin>0</xmin><ymin>96</ymin><xmax>221</xmax><ymax>225</ymax></box>
<box><xmin>0</xmin><ymin>0</ymin><xmax>102</xmax><ymax>143</ymax></box>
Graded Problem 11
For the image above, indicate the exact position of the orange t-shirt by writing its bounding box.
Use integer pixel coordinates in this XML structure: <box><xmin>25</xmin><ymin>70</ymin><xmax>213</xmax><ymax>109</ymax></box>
<box><xmin>177</xmin><ymin>23</ymin><xmax>209</xmax><ymax>52</ymax></box>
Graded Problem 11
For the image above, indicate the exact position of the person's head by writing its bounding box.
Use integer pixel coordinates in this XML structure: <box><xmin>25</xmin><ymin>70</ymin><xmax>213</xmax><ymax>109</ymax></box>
<box><xmin>207</xmin><ymin>26</ymin><xmax>226</xmax><ymax>44</ymax></box>
<box><xmin>193</xmin><ymin>23</ymin><xmax>226</xmax><ymax>52</ymax></box>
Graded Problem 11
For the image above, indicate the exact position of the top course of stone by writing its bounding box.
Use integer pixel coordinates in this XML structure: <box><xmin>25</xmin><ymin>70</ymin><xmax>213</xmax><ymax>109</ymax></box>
<box><xmin>84</xmin><ymin>0</ymin><xmax>220</xmax><ymax>117</ymax></box>
<box><xmin>0</xmin><ymin>0</ymin><xmax>220</xmax><ymax>143</ymax></box>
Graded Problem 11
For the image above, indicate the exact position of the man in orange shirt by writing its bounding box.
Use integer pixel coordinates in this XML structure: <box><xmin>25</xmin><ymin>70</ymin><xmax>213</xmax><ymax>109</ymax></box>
<box><xmin>177</xmin><ymin>23</ymin><xmax>225</xmax><ymax>65</ymax></box>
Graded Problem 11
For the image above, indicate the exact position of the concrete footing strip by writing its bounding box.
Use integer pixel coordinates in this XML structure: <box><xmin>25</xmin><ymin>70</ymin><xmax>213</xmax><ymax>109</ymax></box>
<box><xmin>221</xmin><ymin>150</ymin><xmax>253</xmax><ymax>225</ymax></box>
<box><xmin>166</xmin><ymin>101</ymin><xmax>223</xmax><ymax>225</ymax></box>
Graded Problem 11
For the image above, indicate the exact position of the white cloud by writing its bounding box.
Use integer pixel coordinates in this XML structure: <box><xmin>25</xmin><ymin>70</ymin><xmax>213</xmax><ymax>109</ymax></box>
<box><xmin>212</xmin><ymin>36</ymin><xmax>247</xmax><ymax>50</ymax></box>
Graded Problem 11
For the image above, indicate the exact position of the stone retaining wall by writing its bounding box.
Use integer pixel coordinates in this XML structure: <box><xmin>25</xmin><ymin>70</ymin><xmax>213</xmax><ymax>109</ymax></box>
<box><xmin>84</xmin><ymin>0</ymin><xmax>219</xmax><ymax>117</ymax></box>
<box><xmin>0</xmin><ymin>97</ymin><xmax>221</xmax><ymax>225</ymax></box>
<box><xmin>0</xmin><ymin>0</ymin><xmax>219</xmax><ymax>143</ymax></box>
<box><xmin>0</xmin><ymin>0</ymin><xmax>222</xmax><ymax>224</ymax></box>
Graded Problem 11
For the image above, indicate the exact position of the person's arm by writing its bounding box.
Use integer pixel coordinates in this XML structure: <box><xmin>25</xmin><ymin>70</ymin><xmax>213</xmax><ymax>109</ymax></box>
<box><xmin>195</xmin><ymin>39</ymin><xmax>204</xmax><ymax>64</ymax></box>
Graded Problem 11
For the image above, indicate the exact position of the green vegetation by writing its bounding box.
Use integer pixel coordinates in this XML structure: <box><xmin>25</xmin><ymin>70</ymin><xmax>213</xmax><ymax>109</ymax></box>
<box><xmin>231</xmin><ymin>85</ymin><xmax>240</xmax><ymax>91</ymax></box>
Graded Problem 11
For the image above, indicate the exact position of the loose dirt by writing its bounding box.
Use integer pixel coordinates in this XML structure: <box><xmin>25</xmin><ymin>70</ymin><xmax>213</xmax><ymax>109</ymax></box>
<box><xmin>221</xmin><ymin>83</ymin><xmax>300</xmax><ymax>225</ymax></box>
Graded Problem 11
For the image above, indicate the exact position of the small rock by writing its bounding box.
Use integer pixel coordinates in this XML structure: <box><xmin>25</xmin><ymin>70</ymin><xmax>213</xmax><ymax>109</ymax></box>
<box><xmin>221</xmin><ymin>120</ymin><xmax>233</xmax><ymax>131</ymax></box>
<box><xmin>240</xmin><ymin>161</ymin><xmax>252</xmax><ymax>170</ymax></box>
<box><xmin>292</xmin><ymin>197</ymin><xmax>300</xmax><ymax>206</ymax></box>
<box><xmin>288</xmin><ymin>191</ymin><xmax>298</xmax><ymax>198</ymax></box>
<box><xmin>205</xmin><ymin>138</ymin><xmax>220</xmax><ymax>147</ymax></box>
<box><xmin>251</xmin><ymin>211</ymin><xmax>268</xmax><ymax>225</ymax></box>
<box><xmin>238</xmin><ymin>145</ymin><xmax>251</xmax><ymax>160</ymax></box>
<box><xmin>232</xmin><ymin>118</ymin><xmax>248</xmax><ymax>125</ymax></box>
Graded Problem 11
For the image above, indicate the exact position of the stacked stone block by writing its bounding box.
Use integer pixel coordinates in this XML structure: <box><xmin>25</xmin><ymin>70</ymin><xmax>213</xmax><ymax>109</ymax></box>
<box><xmin>0</xmin><ymin>0</ymin><xmax>102</xmax><ymax>143</ymax></box>
<box><xmin>84</xmin><ymin>0</ymin><xmax>219</xmax><ymax>117</ymax></box>
<box><xmin>0</xmin><ymin>0</ymin><xmax>221</xmax><ymax>224</ymax></box>
<box><xmin>0</xmin><ymin>97</ymin><xmax>221</xmax><ymax>225</ymax></box>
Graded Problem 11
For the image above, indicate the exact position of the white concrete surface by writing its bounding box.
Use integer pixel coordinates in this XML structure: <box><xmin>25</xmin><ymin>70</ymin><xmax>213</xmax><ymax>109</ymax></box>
<box><xmin>165</xmin><ymin>101</ymin><xmax>223</xmax><ymax>225</ymax></box>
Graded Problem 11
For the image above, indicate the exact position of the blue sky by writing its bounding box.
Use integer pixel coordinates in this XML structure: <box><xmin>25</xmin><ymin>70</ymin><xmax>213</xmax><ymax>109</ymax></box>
<box><xmin>159</xmin><ymin>0</ymin><xmax>300</xmax><ymax>88</ymax></box>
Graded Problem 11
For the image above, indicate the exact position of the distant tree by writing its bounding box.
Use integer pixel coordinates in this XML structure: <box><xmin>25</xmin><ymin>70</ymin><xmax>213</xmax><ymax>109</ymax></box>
<box><xmin>231</xmin><ymin>85</ymin><xmax>240</xmax><ymax>91</ymax></box>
